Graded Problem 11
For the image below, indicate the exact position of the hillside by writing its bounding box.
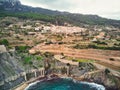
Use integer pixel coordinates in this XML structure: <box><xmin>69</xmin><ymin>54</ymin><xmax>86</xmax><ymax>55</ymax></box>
<box><xmin>0</xmin><ymin>0</ymin><xmax>120</xmax><ymax>27</ymax></box>
<box><xmin>0</xmin><ymin>0</ymin><xmax>120</xmax><ymax>90</ymax></box>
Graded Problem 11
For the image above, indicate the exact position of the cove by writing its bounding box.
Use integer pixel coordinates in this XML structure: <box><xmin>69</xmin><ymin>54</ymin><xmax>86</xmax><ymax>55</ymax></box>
<box><xmin>25</xmin><ymin>78</ymin><xmax>105</xmax><ymax>90</ymax></box>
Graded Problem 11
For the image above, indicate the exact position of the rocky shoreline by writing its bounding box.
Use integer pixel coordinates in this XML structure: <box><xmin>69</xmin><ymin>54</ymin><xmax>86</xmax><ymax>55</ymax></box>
<box><xmin>15</xmin><ymin>73</ymin><xmax>120</xmax><ymax>90</ymax></box>
<box><xmin>82</xmin><ymin>76</ymin><xmax>120</xmax><ymax>90</ymax></box>
<box><xmin>14</xmin><ymin>76</ymin><xmax>46</xmax><ymax>90</ymax></box>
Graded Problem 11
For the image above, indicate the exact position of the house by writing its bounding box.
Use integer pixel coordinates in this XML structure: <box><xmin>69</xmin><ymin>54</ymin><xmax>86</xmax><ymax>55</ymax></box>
<box><xmin>94</xmin><ymin>32</ymin><xmax>105</xmax><ymax>40</ymax></box>
<box><xmin>35</xmin><ymin>27</ymin><xmax>40</xmax><ymax>31</ymax></box>
<box><xmin>105</xmin><ymin>35</ymin><xmax>111</xmax><ymax>40</ymax></box>
<box><xmin>92</xmin><ymin>38</ymin><xmax>97</xmax><ymax>42</ymax></box>
<box><xmin>41</xmin><ymin>26</ymin><xmax>51</xmax><ymax>33</ymax></box>
<box><xmin>35</xmin><ymin>27</ymin><xmax>43</xmax><ymax>31</ymax></box>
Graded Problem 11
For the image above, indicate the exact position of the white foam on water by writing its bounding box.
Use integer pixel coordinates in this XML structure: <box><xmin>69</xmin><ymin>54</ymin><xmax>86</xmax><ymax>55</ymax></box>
<box><xmin>80</xmin><ymin>82</ymin><xmax>105</xmax><ymax>90</ymax></box>
<box><xmin>65</xmin><ymin>77</ymin><xmax>105</xmax><ymax>90</ymax></box>
<box><xmin>25</xmin><ymin>81</ymin><xmax>40</xmax><ymax>90</ymax></box>
<box><xmin>25</xmin><ymin>77</ymin><xmax>105</xmax><ymax>90</ymax></box>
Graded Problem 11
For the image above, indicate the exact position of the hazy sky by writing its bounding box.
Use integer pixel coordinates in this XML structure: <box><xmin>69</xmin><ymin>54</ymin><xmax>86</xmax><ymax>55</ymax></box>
<box><xmin>20</xmin><ymin>0</ymin><xmax>120</xmax><ymax>20</ymax></box>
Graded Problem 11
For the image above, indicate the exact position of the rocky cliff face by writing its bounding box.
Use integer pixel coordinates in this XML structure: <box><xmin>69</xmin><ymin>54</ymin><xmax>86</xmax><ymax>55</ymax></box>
<box><xmin>0</xmin><ymin>49</ymin><xmax>44</xmax><ymax>90</ymax></box>
<box><xmin>0</xmin><ymin>0</ymin><xmax>60</xmax><ymax>15</ymax></box>
<box><xmin>83</xmin><ymin>71</ymin><xmax>120</xmax><ymax>90</ymax></box>
<box><xmin>0</xmin><ymin>0</ymin><xmax>21</xmax><ymax>11</ymax></box>
<box><xmin>0</xmin><ymin>51</ymin><xmax>24</xmax><ymax>81</ymax></box>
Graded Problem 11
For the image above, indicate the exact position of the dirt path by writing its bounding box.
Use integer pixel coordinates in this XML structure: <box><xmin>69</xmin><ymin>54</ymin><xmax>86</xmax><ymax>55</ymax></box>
<box><xmin>14</xmin><ymin>83</ymin><xmax>28</xmax><ymax>90</ymax></box>
<box><xmin>29</xmin><ymin>44</ymin><xmax>120</xmax><ymax>71</ymax></box>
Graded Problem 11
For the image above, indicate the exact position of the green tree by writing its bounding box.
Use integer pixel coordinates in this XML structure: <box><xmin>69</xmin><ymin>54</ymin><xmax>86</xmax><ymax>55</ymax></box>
<box><xmin>0</xmin><ymin>39</ymin><xmax>9</xmax><ymax>46</ymax></box>
<box><xmin>105</xmin><ymin>68</ymin><xmax>110</xmax><ymax>75</ymax></box>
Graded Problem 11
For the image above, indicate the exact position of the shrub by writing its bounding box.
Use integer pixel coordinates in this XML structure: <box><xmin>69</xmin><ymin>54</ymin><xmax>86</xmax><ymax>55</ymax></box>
<box><xmin>94</xmin><ymin>40</ymin><xmax>107</xmax><ymax>45</ymax></box>
<box><xmin>0</xmin><ymin>39</ymin><xmax>9</xmax><ymax>46</ymax></box>
<box><xmin>109</xmin><ymin>58</ymin><xmax>115</xmax><ymax>61</ymax></box>
<box><xmin>88</xmin><ymin>44</ymin><xmax>120</xmax><ymax>50</ymax></box>
<box><xmin>45</xmin><ymin>41</ymin><xmax>53</xmax><ymax>45</ymax></box>
<box><xmin>105</xmin><ymin>68</ymin><xmax>110</xmax><ymax>75</ymax></box>
<box><xmin>44</xmin><ymin>52</ymin><xmax>53</xmax><ymax>58</ymax></box>
<box><xmin>58</xmin><ymin>41</ymin><xmax>64</xmax><ymax>45</ymax></box>
<box><xmin>24</xmin><ymin>56</ymin><xmax>32</xmax><ymax>64</ymax></box>
<box><xmin>36</xmin><ymin>56</ymin><xmax>43</xmax><ymax>61</ymax></box>
<box><xmin>73</xmin><ymin>44</ymin><xmax>88</xmax><ymax>49</ymax></box>
<box><xmin>15</xmin><ymin>46</ymin><xmax>30</xmax><ymax>52</ymax></box>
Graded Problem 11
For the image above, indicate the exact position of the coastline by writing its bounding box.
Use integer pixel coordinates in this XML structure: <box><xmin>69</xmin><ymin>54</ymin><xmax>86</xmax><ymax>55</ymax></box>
<box><xmin>14</xmin><ymin>72</ymin><xmax>120</xmax><ymax>90</ymax></box>
<box><xmin>14</xmin><ymin>76</ymin><xmax>46</xmax><ymax>90</ymax></box>
<box><xmin>14</xmin><ymin>73</ymin><xmax>105</xmax><ymax>90</ymax></box>
<box><xmin>14</xmin><ymin>83</ymin><xmax>28</xmax><ymax>90</ymax></box>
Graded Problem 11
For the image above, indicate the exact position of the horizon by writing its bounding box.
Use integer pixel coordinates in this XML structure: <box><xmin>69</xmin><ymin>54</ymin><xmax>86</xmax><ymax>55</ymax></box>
<box><xmin>19</xmin><ymin>0</ymin><xmax>120</xmax><ymax>20</ymax></box>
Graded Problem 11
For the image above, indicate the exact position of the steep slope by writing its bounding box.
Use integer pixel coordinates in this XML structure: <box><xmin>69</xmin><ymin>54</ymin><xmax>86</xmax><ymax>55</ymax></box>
<box><xmin>0</xmin><ymin>0</ymin><xmax>120</xmax><ymax>27</ymax></box>
<box><xmin>0</xmin><ymin>0</ymin><xmax>61</xmax><ymax>15</ymax></box>
<box><xmin>0</xmin><ymin>52</ymin><xmax>24</xmax><ymax>80</ymax></box>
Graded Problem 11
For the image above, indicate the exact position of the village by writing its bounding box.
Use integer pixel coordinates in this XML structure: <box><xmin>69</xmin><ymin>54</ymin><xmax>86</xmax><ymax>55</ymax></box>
<box><xmin>0</xmin><ymin>17</ymin><xmax>120</xmax><ymax>48</ymax></box>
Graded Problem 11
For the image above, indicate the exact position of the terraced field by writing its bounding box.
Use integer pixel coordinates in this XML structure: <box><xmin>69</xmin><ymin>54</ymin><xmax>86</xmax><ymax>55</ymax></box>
<box><xmin>29</xmin><ymin>44</ymin><xmax>120</xmax><ymax>71</ymax></box>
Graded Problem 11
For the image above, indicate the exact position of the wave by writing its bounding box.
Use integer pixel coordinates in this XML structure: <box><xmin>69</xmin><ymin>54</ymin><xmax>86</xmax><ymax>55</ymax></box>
<box><xmin>65</xmin><ymin>77</ymin><xmax>105</xmax><ymax>90</ymax></box>
<box><xmin>25</xmin><ymin>77</ymin><xmax>105</xmax><ymax>90</ymax></box>
<box><xmin>80</xmin><ymin>82</ymin><xmax>105</xmax><ymax>90</ymax></box>
<box><xmin>25</xmin><ymin>81</ymin><xmax>40</xmax><ymax>90</ymax></box>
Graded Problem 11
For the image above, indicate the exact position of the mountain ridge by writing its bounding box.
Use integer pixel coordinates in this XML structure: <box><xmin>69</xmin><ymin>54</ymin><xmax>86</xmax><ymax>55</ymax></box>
<box><xmin>0</xmin><ymin>0</ymin><xmax>120</xmax><ymax>27</ymax></box>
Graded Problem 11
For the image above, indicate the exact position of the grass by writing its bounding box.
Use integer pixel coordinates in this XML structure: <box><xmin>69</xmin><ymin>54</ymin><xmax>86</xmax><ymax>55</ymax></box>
<box><xmin>24</xmin><ymin>56</ymin><xmax>32</xmax><ymax>64</ymax></box>
<box><xmin>36</xmin><ymin>56</ymin><xmax>43</xmax><ymax>61</ymax></box>
<box><xmin>76</xmin><ymin>59</ymin><xmax>95</xmax><ymax>63</ymax></box>
<box><xmin>65</xmin><ymin>56</ymin><xmax>95</xmax><ymax>63</ymax></box>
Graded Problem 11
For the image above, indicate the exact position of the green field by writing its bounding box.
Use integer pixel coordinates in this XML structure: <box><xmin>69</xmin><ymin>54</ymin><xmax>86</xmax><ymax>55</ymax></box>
<box><xmin>65</xmin><ymin>56</ymin><xmax>95</xmax><ymax>63</ymax></box>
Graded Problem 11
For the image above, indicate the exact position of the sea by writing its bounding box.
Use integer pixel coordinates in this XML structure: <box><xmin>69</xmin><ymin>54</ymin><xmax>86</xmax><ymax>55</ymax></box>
<box><xmin>25</xmin><ymin>78</ymin><xmax>105</xmax><ymax>90</ymax></box>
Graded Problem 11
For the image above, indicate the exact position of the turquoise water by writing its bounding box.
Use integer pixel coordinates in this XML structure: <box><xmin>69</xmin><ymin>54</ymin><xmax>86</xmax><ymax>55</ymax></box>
<box><xmin>26</xmin><ymin>78</ymin><xmax>105</xmax><ymax>90</ymax></box>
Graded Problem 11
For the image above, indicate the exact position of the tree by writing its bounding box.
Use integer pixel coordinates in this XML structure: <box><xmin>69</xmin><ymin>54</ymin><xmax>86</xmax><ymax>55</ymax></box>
<box><xmin>15</xmin><ymin>46</ymin><xmax>30</xmax><ymax>53</ymax></box>
<box><xmin>0</xmin><ymin>39</ymin><xmax>9</xmax><ymax>46</ymax></box>
<box><xmin>105</xmin><ymin>68</ymin><xmax>110</xmax><ymax>75</ymax></box>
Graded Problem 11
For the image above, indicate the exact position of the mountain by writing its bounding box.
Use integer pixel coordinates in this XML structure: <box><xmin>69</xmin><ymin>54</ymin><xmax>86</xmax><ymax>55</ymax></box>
<box><xmin>0</xmin><ymin>0</ymin><xmax>62</xmax><ymax>15</ymax></box>
<box><xmin>0</xmin><ymin>0</ymin><xmax>21</xmax><ymax>11</ymax></box>
<box><xmin>0</xmin><ymin>0</ymin><xmax>120</xmax><ymax>27</ymax></box>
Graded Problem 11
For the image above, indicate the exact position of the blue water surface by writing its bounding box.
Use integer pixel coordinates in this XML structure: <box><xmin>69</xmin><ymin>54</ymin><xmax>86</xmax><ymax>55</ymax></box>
<box><xmin>26</xmin><ymin>78</ymin><xmax>105</xmax><ymax>90</ymax></box>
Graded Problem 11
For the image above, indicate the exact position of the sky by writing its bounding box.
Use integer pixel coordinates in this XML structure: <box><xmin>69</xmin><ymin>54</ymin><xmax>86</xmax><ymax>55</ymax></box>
<box><xmin>20</xmin><ymin>0</ymin><xmax>120</xmax><ymax>20</ymax></box>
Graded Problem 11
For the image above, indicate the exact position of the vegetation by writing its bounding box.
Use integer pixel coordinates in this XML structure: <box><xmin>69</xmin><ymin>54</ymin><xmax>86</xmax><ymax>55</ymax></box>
<box><xmin>15</xmin><ymin>46</ymin><xmax>30</xmax><ymax>53</ymax></box>
<box><xmin>43</xmin><ymin>52</ymin><xmax>54</xmax><ymax>58</ymax></box>
<box><xmin>88</xmin><ymin>44</ymin><xmax>120</xmax><ymax>50</ymax></box>
<box><xmin>0</xmin><ymin>11</ymin><xmax>55</xmax><ymax>23</ymax></box>
<box><xmin>61</xmin><ymin>67</ymin><xmax>67</xmax><ymax>74</ymax></box>
<box><xmin>73</xmin><ymin>44</ymin><xmax>89</xmax><ymax>49</ymax></box>
<box><xmin>93</xmin><ymin>40</ymin><xmax>107</xmax><ymax>45</ymax></box>
<box><xmin>105</xmin><ymin>68</ymin><xmax>110</xmax><ymax>75</ymax></box>
<box><xmin>0</xmin><ymin>11</ymin><xmax>120</xmax><ymax>27</ymax></box>
<box><xmin>0</xmin><ymin>39</ymin><xmax>9</xmax><ymax>46</ymax></box>
<box><xmin>0</xmin><ymin>1</ymin><xmax>120</xmax><ymax>89</ymax></box>
<box><xmin>24</xmin><ymin>56</ymin><xmax>32</xmax><ymax>64</ymax></box>
<box><xmin>76</xmin><ymin>59</ymin><xmax>95</xmax><ymax>63</ymax></box>
<box><xmin>109</xmin><ymin>58</ymin><xmax>115</xmax><ymax>61</ymax></box>
<box><xmin>66</xmin><ymin>56</ymin><xmax>95</xmax><ymax>63</ymax></box>
<box><xmin>36</xmin><ymin>56</ymin><xmax>43</xmax><ymax>61</ymax></box>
